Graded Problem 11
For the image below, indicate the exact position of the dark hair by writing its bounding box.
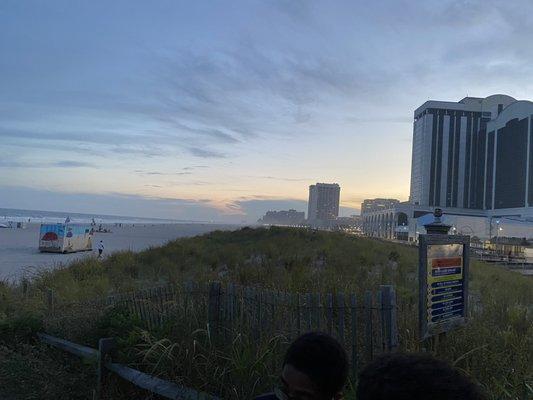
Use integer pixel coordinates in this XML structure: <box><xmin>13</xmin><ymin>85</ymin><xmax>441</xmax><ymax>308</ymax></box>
<box><xmin>357</xmin><ymin>353</ymin><xmax>485</xmax><ymax>400</ymax></box>
<box><xmin>283</xmin><ymin>332</ymin><xmax>348</xmax><ymax>396</ymax></box>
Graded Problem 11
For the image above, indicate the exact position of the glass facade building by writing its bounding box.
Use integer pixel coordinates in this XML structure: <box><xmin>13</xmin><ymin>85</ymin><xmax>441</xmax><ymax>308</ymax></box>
<box><xmin>410</xmin><ymin>95</ymin><xmax>533</xmax><ymax>217</ymax></box>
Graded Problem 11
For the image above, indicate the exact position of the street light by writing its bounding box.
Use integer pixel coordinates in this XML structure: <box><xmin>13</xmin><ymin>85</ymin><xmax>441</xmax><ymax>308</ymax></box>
<box><xmin>496</xmin><ymin>220</ymin><xmax>502</xmax><ymax>239</ymax></box>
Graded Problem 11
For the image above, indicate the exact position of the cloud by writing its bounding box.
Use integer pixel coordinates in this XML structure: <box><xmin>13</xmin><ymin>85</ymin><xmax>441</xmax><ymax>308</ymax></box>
<box><xmin>150</xmin><ymin>42</ymin><xmax>398</xmax><ymax>147</ymax></box>
<box><xmin>0</xmin><ymin>159</ymin><xmax>97</xmax><ymax>169</ymax></box>
<box><xmin>171</xmin><ymin>123</ymin><xmax>242</xmax><ymax>144</ymax></box>
<box><xmin>0</xmin><ymin>160</ymin><xmax>28</xmax><ymax>168</ymax></box>
<box><xmin>52</xmin><ymin>160</ymin><xmax>96</xmax><ymax>168</ymax></box>
<box><xmin>0</xmin><ymin>126</ymin><xmax>171</xmax><ymax>158</ymax></box>
<box><xmin>182</xmin><ymin>165</ymin><xmax>209</xmax><ymax>171</ymax></box>
<box><xmin>256</xmin><ymin>176</ymin><xmax>311</xmax><ymax>182</ymax></box>
<box><xmin>270</xmin><ymin>0</ymin><xmax>315</xmax><ymax>24</ymax></box>
<box><xmin>346</xmin><ymin>116</ymin><xmax>412</xmax><ymax>124</ymax></box>
<box><xmin>3</xmin><ymin>4</ymin><xmax>482</xmax><ymax>167</ymax></box>
<box><xmin>0</xmin><ymin>127</ymin><xmax>133</xmax><ymax>145</ymax></box>
<box><xmin>0</xmin><ymin>185</ymin><xmax>241</xmax><ymax>223</ymax></box>
<box><xmin>134</xmin><ymin>170</ymin><xmax>192</xmax><ymax>176</ymax></box>
<box><xmin>188</xmin><ymin>147</ymin><xmax>227</xmax><ymax>158</ymax></box>
<box><xmin>196</xmin><ymin>128</ymin><xmax>240</xmax><ymax>144</ymax></box>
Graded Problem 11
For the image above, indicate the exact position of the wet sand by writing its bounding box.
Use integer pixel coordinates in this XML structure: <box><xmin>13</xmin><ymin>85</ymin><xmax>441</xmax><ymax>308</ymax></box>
<box><xmin>0</xmin><ymin>223</ymin><xmax>236</xmax><ymax>281</ymax></box>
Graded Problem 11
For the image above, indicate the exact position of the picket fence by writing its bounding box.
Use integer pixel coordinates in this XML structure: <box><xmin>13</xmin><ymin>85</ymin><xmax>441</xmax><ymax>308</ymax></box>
<box><xmin>44</xmin><ymin>281</ymin><xmax>399</xmax><ymax>375</ymax></box>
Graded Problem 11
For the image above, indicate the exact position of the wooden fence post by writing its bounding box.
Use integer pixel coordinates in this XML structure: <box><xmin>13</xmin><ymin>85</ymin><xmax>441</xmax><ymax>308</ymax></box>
<box><xmin>326</xmin><ymin>293</ymin><xmax>333</xmax><ymax>336</ymax></box>
<box><xmin>349</xmin><ymin>293</ymin><xmax>358</xmax><ymax>379</ymax></box>
<box><xmin>337</xmin><ymin>292</ymin><xmax>345</xmax><ymax>344</ymax></box>
<box><xmin>315</xmin><ymin>293</ymin><xmax>321</xmax><ymax>332</ymax></box>
<box><xmin>184</xmin><ymin>281</ymin><xmax>193</xmax><ymax>321</ymax></box>
<box><xmin>306</xmin><ymin>293</ymin><xmax>312</xmax><ymax>331</ymax></box>
<box><xmin>228</xmin><ymin>283</ymin><xmax>235</xmax><ymax>335</ymax></box>
<box><xmin>47</xmin><ymin>288</ymin><xmax>55</xmax><ymax>315</ymax></box>
<box><xmin>146</xmin><ymin>288</ymin><xmax>154</xmax><ymax>330</ymax></box>
<box><xmin>208</xmin><ymin>282</ymin><xmax>222</xmax><ymax>342</ymax></box>
<box><xmin>244</xmin><ymin>286</ymin><xmax>249</xmax><ymax>334</ymax></box>
<box><xmin>254</xmin><ymin>288</ymin><xmax>262</xmax><ymax>342</ymax></box>
<box><xmin>97</xmin><ymin>337</ymin><xmax>116</xmax><ymax>399</ymax></box>
<box><xmin>296</xmin><ymin>293</ymin><xmax>302</xmax><ymax>337</ymax></box>
<box><xmin>156</xmin><ymin>287</ymin><xmax>164</xmax><ymax>327</ymax></box>
<box><xmin>378</xmin><ymin>288</ymin><xmax>386</xmax><ymax>352</ymax></box>
<box><xmin>380</xmin><ymin>285</ymin><xmax>398</xmax><ymax>352</ymax></box>
<box><xmin>364</xmin><ymin>291</ymin><xmax>373</xmax><ymax>361</ymax></box>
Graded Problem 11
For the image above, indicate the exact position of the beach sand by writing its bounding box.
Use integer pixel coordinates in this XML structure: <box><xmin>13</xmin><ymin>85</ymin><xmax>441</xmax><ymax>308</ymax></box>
<box><xmin>0</xmin><ymin>223</ymin><xmax>236</xmax><ymax>281</ymax></box>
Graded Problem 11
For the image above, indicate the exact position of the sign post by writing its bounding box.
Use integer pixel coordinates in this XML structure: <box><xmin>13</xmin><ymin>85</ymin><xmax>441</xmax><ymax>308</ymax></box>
<box><xmin>418</xmin><ymin>209</ymin><xmax>470</xmax><ymax>341</ymax></box>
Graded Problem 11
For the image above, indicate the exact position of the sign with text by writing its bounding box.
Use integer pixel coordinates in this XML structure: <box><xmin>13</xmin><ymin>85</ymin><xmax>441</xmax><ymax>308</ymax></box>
<box><xmin>419</xmin><ymin>235</ymin><xmax>469</xmax><ymax>340</ymax></box>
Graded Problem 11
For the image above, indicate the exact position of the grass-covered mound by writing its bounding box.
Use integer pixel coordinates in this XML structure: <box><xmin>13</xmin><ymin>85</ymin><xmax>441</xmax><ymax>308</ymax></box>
<box><xmin>1</xmin><ymin>227</ymin><xmax>532</xmax><ymax>399</ymax></box>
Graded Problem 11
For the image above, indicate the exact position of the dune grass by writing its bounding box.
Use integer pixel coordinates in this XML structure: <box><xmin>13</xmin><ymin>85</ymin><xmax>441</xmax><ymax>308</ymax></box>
<box><xmin>1</xmin><ymin>227</ymin><xmax>532</xmax><ymax>399</ymax></box>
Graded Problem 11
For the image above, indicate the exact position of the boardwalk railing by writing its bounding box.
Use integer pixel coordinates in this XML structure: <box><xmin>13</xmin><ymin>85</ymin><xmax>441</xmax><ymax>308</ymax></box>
<box><xmin>44</xmin><ymin>281</ymin><xmax>399</xmax><ymax>375</ymax></box>
<box><xmin>38</xmin><ymin>333</ymin><xmax>220</xmax><ymax>400</ymax></box>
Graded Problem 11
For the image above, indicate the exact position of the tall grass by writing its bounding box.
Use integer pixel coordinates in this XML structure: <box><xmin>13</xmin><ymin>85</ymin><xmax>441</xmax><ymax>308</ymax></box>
<box><xmin>1</xmin><ymin>227</ymin><xmax>532</xmax><ymax>399</ymax></box>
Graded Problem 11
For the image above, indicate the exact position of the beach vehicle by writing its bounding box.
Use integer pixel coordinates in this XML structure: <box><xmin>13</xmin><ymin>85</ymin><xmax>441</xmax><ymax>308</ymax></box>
<box><xmin>39</xmin><ymin>223</ymin><xmax>93</xmax><ymax>253</ymax></box>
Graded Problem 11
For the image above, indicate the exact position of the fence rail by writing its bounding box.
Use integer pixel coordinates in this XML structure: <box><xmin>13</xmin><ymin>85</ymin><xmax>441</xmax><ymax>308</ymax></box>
<box><xmin>38</xmin><ymin>333</ymin><xmax>98</xmax><ymax>360</ymax></box>
<box><xmin>38</xmin><ymin>333</ymin><xmax>219</xmax><ymax>400</ymax></box>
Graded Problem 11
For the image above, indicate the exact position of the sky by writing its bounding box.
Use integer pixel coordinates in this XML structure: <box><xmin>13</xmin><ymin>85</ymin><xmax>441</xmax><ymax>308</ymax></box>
<box><xmin>2</xmin><ymin>0</ymin><xmax>533</xmax><ymax>223</ymax></box>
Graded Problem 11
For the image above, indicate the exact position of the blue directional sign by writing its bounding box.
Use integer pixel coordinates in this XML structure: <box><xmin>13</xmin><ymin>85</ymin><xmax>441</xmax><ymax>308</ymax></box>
<box><xmin>419</xmin><ymin>235</ymin><xmax>470</xmax><ymax>339</ymax></box>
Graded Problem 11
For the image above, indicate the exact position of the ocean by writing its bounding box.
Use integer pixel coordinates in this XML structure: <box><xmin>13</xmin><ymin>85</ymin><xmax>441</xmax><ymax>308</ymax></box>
<box><xmin>0</xmin><ymin>207</ymin><xmax>188</xmax><ymax>225</ymax></box>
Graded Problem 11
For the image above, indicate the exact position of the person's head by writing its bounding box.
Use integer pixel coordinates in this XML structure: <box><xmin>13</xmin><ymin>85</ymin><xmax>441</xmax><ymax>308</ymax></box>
<box><xmin>278</xmin><ymin>332</ymin><xmax>348</xmax><ymax>400</ymax></box>
<box><xmin>356</xmin><ymin>353</ymin><xmax>485</xmax><ymax>400</ymax></box>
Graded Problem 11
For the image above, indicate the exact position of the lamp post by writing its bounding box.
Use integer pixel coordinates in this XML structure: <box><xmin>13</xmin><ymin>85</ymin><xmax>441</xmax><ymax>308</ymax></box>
<box><xmin>423</xmin><ymin>208</ymin><xmax>451</xmax><ymax>235</ymax></box>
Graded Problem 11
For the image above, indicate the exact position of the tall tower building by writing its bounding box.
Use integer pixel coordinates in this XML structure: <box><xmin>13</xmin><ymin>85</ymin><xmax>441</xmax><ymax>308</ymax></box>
<box><xmin>308</xmin><ymin>183</ymin><xmax>340</xmax><ymax>222</ymax></box>
<box><xmin>409</xmin><ymin>94</ymin><xmax>517</xmax><ymax>209</ymax></box>
<box><xmin>362</xmin><ymin>93</ymin><xmax>533</xmax><ymax>241</ymax></box>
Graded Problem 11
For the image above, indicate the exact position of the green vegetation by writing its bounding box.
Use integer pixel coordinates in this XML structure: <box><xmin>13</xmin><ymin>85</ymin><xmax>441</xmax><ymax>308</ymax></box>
<box><xmin>1</xmin><ymin>227</ymin><xmax>532</xmax><ymax>399</ymax></box>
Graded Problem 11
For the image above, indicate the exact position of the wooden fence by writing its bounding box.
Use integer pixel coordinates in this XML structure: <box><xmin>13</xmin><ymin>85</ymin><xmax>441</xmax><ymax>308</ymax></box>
<box><xmin>38</xmin><ymin>333</ymin><xmax>219</xmax><ymax>400</ymax></box>
<box><xmin>45</xmin><ymin>281</ymin><xmax>399</xmax><ymax>374</ymax></box>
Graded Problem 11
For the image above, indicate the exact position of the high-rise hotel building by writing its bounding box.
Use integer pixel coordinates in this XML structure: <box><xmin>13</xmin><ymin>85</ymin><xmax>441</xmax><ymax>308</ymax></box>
<box><xmin>409</xmin><ymin>94</ymin><xmax>533</xmax><ymax>217</ymax></box>
<box><xmin>308</xmin><ymin>183</ymin><xmax>340</xmax><ymax>223</ymax></box>
<box><xmin>362</xmin><ymin>94</ymin><xmax>533</xmax><ymax>240</ymax></box>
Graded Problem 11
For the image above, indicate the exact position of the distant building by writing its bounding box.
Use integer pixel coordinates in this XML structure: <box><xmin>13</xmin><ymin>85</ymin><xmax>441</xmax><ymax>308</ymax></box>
<box><xmin>308</xmin><ymin>183</ymin><xmax>340</xmax><ymax>225</ymax></box>
<box><xmin>258</xmin><ymin>209</ymin><xmax>305</xmax><ymax>225</ymax></box>
<box><xmin>332</xmin><ymin>215</ymin><xmax>362</xmax><ymax>230</ymax></box>
<box><xmin>361</xmin><ymin>199</ymin><xmax>400</xmax><ymax>215</ymax></box>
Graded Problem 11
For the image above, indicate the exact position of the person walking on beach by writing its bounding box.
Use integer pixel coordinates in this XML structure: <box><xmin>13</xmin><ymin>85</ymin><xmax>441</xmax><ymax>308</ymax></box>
<box><xmin>97</xmin><ymin>240</ymin><xmax>104</xmax><ymax>258</ymax></box>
